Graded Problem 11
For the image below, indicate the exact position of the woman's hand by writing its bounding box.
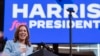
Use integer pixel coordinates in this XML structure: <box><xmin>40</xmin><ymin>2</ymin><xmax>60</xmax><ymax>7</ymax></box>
<box><xmin>20</xmin><ymin>47</ymin><xmax>26</xmax><ymax>53</ymax></box>
<box><xmin>20</xmin><ymin>45</ymin><xmax>26</xmax><ymax>53</ymax></box>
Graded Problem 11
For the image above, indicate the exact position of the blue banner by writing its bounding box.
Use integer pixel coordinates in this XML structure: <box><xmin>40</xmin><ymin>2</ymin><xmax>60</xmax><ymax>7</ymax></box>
<box><xmin>4</xmin><ymin>0</ymin><xmax>100</xmax><ymax>43</ymax></box>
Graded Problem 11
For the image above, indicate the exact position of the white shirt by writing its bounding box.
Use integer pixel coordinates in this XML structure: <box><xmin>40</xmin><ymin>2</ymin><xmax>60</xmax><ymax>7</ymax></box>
<box><xmin>20</xmin><ymin>44</ymin><xmax>26</xmax><ymax>56</ymax></box>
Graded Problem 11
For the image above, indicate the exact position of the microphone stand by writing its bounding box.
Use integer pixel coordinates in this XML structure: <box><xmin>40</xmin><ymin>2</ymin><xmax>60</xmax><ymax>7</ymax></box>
<box><xmin>67</xmin><ymin>8</ymin><xmax>74</xmax><ymax>56</ymax></box>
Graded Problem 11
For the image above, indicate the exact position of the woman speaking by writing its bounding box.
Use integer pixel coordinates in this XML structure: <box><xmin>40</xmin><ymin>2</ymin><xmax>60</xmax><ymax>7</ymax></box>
<box><xmin>3</xmin><ymin>25</ymin><xmax>34</xmax><ymax>56</ymax></box>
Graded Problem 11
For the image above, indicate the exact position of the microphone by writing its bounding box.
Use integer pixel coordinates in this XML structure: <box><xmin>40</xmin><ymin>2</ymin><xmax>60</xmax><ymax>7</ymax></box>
<box><xmin>67</xmin><ymin>8</ymin><xmax>75</xmax><ymax>18</ymax></box>
<box><xmin>67</xmin><ymin>8</ymin><xmax>75</xmax><ymax>12</ymax></box>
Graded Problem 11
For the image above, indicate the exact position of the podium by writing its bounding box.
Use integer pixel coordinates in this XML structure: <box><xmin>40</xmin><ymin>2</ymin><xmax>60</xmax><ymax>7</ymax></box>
<box><xmin>28</xmin><ymin>48</ymin><xmax>58</xmax><ymax>56</ymax></box>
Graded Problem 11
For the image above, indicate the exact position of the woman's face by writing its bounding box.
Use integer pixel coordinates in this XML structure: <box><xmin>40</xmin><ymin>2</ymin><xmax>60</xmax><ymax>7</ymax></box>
<box><xmin>18</xmin><ymin>26</ymin><xmax>28</xmax><ymax>40</ymax></box>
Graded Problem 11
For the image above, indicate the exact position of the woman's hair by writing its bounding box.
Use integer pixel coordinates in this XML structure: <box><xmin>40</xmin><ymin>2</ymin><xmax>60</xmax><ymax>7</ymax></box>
<box><xmin>13</xmin><ymin>25</ymin><xmax>31</xmax><ymax>47</ymax></box>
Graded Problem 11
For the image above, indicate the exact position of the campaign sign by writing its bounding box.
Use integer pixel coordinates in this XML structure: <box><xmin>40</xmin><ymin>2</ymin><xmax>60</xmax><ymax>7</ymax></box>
<box><xmin>4</xmin><ymin>0</ymin><xmax>100</xmax><ymax>43</ymax></box>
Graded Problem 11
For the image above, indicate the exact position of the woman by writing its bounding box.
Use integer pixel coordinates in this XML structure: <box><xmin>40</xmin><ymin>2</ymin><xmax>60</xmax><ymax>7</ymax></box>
<box><xmin>3</xmin><ymin>25</ymin><xmax>34</xmax><ymax>56</ymax></box>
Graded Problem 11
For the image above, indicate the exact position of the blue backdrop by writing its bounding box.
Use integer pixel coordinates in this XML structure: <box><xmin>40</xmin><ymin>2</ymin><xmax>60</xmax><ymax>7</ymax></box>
<box><xmin>4</xmin><ymin>0</ymin><xmax>100</xmax><ymax>43</ymax></box>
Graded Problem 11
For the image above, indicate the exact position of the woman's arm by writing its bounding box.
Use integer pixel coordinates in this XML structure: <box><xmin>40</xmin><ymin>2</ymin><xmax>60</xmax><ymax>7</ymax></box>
<box><xmin>3</xmin><ymin>40</ymin><xmax>21</xmax><ymax>56</ymax></box>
